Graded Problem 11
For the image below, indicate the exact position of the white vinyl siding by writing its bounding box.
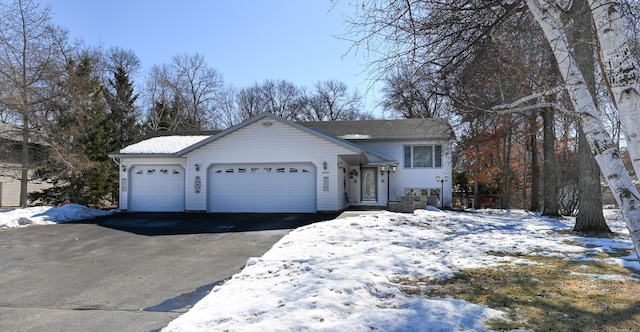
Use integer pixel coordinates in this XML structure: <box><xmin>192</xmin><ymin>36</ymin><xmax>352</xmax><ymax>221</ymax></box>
<box><xmin>185</xmin><ymin>118</ymin><xmax>358</xmax><ymax>212</ymax></box>
<box><xmin>353</xmin><ymin>141</ymin><xmax>452</xmax><ymax>204</ymax></box>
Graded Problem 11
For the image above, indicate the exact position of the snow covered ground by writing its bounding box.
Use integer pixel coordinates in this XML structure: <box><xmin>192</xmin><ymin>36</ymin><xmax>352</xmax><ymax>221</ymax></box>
<box><xmin>0</xmin><ymin>204</ymin><xmax>113</xmax><ymax>228</ymax></box>
<box><xmin>163</xmin><ymin>208</ymin><xmax>639</xmax><ymax>332</ymax></box>
<box><xmin>2</xmin><ymin>206</ymin><xmax>637</xmax><ymax>331</ymax></box>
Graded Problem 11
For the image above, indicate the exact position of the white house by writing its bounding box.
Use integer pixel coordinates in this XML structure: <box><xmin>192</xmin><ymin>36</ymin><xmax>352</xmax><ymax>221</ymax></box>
<box><xmin>109</xmin><ymin>112</ymin><xmax>453</xmax><ymax>213</ymax></box>
<box><xmin>0</xmin><ymin>122</ymin><xmax>50</xmax><ymax>207</ymax></box>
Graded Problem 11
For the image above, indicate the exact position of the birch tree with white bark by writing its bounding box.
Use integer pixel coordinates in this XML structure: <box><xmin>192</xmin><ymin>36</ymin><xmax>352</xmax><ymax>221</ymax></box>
<box><xmin>526</xmin><ymin>0</ymin><xmax>640</xmax><ymax>258</ymax></box>
<box><xmin>342</xmin><ymin>0</ymin><xmax>640</xmax><ymax>258</ymax></box>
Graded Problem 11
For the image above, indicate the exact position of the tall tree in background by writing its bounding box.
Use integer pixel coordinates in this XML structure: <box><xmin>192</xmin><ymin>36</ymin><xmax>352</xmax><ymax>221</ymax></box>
<box><xmin>236</xmin><ymin>84</ymin><xmax>264</xmax><ymax>122</ymax></box>
<box><xmin>303</xmin><ymin>79</ymin><xmax>366</xmax><ymax>121</ymax></box>
<box><xmin>143</xmin><ymin>53</ymin><xmax>223</xmax><ymax>131</ymax></box>
<box><xmin>259</xmin><ymin>79</ymin><xmax>305</xmax><ymax>120</ymax></box>
<box><xmin>342</xmin><ymin>0</ymin><xmax>640</xmax><ymax>256</ymax></box>
<box><xmin>32</xmin><ymin>52</ymin><xmax>114</xmax><ymax>206</ymax></box>
<box><xmin>381</xmin><ymin>65</ymin><xmax>445</xmax><ymax>118</ymax></box>
<box><xmin>568</xmin><ymin>0</ymin><xmax>610</xmax><ymax>233</ymax></box>
<box><xmin>0</xmin><ymin>0</ymin><xmax>66</xmax><ymax>206</ymax></box>
<box><xmin>104</xmin><ymin>47</ymin><xmax>140</xmax><ymax>149</ymax></box>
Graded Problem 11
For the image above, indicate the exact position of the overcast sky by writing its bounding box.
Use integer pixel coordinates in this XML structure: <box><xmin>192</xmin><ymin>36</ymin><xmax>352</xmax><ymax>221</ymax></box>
<box><xmin>47</xmin><ymin>0</ymin><xmax>383</xmax><ymax>116</ymax></box>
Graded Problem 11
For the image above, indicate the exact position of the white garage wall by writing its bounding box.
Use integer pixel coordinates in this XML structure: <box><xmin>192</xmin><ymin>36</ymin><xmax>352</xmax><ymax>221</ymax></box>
<box><xmin>185</xmin><ymin>118</ymin><xmax>358</xmax><ymax>212</ymax></box>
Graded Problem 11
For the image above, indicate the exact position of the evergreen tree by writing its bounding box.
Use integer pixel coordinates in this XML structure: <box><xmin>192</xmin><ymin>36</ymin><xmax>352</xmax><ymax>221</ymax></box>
<box><xmin>31</xmin><ymin>52</ymin><xmax>115</xmax><ymax>207</ymax></box>
<box><xmin>104</xmin><ymin>65</ymin><xmax>139</xmax><ymax>149</ymax></box>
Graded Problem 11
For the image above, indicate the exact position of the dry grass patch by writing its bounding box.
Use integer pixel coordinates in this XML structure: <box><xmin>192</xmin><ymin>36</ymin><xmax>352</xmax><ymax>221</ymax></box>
<box><xmin>394</xmin><ymin>253</ymin><xmax>640</xmax><ymax>331</ymax></box>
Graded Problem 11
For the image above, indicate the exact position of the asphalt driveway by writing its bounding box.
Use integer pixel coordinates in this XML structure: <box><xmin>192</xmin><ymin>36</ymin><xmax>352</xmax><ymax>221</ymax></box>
<box><xmin>0</xmin><ymin>212</ymin><xmax>340</xmax><ymax>332</ymax></box>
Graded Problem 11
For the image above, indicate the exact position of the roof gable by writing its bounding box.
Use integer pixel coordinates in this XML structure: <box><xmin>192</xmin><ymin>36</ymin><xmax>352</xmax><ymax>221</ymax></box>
<box><xmin>176</xmin><ymin>112</ymin><xmax>367</xmax><ymax>156</ymax></box>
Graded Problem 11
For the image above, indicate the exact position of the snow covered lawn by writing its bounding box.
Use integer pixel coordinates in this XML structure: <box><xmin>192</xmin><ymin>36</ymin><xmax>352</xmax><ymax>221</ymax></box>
<box><xmin>0</xmin><ymin>204</ymin><xmax>113</xmax><ymax>229</ymax></box>
<box><xmin>163</xmin><ymin>209</ymin><xmax>639</xmax><ymax>332</ymax></box>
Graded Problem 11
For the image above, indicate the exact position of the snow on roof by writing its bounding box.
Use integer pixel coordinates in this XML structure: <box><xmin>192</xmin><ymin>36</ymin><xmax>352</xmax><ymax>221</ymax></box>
<box><xmin>339</xmin><ymin>134</ymin><xmax>372</xmax><ymax>139</ymax></box>
<box><xmin>119</xmin><ymin>135</ymin><xmax>210</xmax><ymax>154</ymax></box>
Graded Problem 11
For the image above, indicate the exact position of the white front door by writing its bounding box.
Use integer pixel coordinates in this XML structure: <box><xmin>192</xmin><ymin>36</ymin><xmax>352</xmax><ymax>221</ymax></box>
<box><xmin>208</xmin><ymin>163</ymin><xmax>316</xmax><ymax>213</ymax></box>
<box><xmin>361</xmin><ymin>167</ymin><xmax>377</xmax><ymax>202</ymax></box>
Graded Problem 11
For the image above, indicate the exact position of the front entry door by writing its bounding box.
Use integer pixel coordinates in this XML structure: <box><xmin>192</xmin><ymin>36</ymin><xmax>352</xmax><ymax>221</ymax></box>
<box><xmin>361</xmin><ymin>167</ymin><xmax>378</xmax><ymax>202</ymax></box>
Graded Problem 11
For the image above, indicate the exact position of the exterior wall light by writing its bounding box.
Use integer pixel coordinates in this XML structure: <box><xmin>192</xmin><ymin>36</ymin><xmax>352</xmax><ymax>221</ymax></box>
<box><xmin>121</xmin><ymin>165</ymin><xmax>127</xmax><ymax>172</ymax></box>
<box><xmin>195</xmin><ymin>163</ymin><xmax>200</xmax><ymax>171</ymax></box>
<box><xmin>380</xmin><ymin>165</ymin><xmax>386</xmax><ymax>175</ymax></box>
<box><xmin>436</xmin><ymin>175</ymin><xmax>449</xmax><ymax>207</ymax></box>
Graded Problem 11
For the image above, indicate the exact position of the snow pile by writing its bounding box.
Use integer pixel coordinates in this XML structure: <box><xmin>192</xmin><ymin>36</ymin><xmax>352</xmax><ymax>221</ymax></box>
<box><xmin>0</xmin><ymin>204</ymin><xmax>113</xmax><ymax>228</ymax></box>
<box><xmin>163</xmin><ymin>209</ymin><xmax>638</xmax><ymax>331</ymax></box>
<box><xmin>119</xmin><ymin>135</ymin><xmax>210</xmax><ymax>154</ymax></box>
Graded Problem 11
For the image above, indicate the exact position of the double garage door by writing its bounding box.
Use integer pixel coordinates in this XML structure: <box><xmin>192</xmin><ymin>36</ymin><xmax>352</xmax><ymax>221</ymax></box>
<box><xmin>128</xmin><ymin>163</ymin><xmax>316</xmax><ymax>213</ymax></box>
<box><xmin>208</xmin><ymin>163</ymin><xmax>316</xmax><ymax>213</ymax></box>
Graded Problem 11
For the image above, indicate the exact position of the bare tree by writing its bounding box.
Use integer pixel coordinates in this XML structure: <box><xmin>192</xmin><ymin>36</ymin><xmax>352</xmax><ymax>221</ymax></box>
<box><xmin>343</xmin><ymin>0</ymin><xmax>640</xmax><ymax>256</ymax></box>
<box><xmin>106</xmin><ymin>47</ymin><xmax>140</xmax><ymax>76</ymax></box>
<box><xmin>0</xmin><ymin>0</ymin><xmax>67</xmax><ymax>206</ymax></box>
<box><xmin>303</xmin><ymin>79</ymin><xmax>364</xmax><ymax>121</ymax></box>
<box><xmin>236</xmin><ymin>84</ymin><xmax>264</xmax><ymax>121</ymax></box>
<box><xmin>381</xmin><ymin>65</ymin><xmax>445</xmax><ymax>118</ymax></box>
<box><xmin>143</xmin><ymin>53</ymin><xmax>223</xmax><ymax>131</ymax></box>
<box><xmin>260</xmin><ymin>79</ymin><xmax>305</xmax><ymax>120</ymax></box>
<box><xmin>215</xmin><ymin>85</ymin><xmax>242</xmax><ymax>128</ymax></box>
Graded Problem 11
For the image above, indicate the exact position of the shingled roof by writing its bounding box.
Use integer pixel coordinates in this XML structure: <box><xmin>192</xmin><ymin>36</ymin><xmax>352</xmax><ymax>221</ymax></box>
<box><xmin>299</xmin><ymin>118</ymin><xmax>453</xmax><ymax>141</ymax></box>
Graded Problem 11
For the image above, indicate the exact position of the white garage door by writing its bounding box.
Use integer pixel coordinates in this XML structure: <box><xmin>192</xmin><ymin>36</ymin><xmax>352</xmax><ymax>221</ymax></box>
<box><xmin>208</xmin><ymin>164</ymin><xmax>316</xmax><ymax>213</ymax></box>
<box><xmin>129</xmin><ymin>165</ymin><xmax>185</xmax><ymax>212</ymax></box>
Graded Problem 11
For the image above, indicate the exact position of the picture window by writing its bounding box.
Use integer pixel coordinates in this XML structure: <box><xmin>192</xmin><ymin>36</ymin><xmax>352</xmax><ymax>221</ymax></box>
<box><xmin>404</xmin><ymin>145</ymin><xmax>442</xmax><ymax>168</ymax></box>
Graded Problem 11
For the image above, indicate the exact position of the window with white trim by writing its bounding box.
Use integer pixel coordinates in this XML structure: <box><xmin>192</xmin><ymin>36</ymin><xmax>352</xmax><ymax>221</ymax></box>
<box><xmin>404</xmin><ymin>145</ymin><xmax>442</xmax><ymax>168</ymax></box>
<box><xmin>405</xmin><ymin>188</ymin><xmax>440</xmax><ymax>197</ymax></box>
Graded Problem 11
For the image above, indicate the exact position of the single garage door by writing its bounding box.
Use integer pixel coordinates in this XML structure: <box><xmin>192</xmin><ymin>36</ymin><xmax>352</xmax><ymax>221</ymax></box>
<box><xmin>129</xmin><ymin>165</ymin><xmax>185</xmax><ymax>212</ymax></box>
<box><xmin>209</xmin><ymin>163</ymin><xmax>316</xmax><ymax>213</ymax></box>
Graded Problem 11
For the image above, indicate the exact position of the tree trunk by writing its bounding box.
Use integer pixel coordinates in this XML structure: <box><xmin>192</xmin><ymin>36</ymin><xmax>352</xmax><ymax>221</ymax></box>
<box><xmin>500</xmin><ymin>123</ymin><xmax>512</xmax><ymax>209</ymax></box>
<box><xmin>529</xmin><ymin>116</ymin><xmax>541</xmax><ymax>212</ymax></box>
<box><xmin>20</xmin><ymin>116</ymin><xmax>29</xmax><ymax>207</ymax></box>
<box><xmin>542</xmin><ymin>108</ymin><xmax>559</xmax><ymax>216</ymax></box>
<box><xmin>576</xmin><ymin>125</ymin><xmax>610</xmax><ymax>232</ymax></box>
<box><xmin>528</xmin><ymin>0</ymin><xmax>639</xmax><ymax>255</ymax></box>
<box><xmin>570</xmin><ymin>0</ymin><xmax>609</xmax><ymax>233</ymax></box>
<box><xmin>590</xmin><ymin>0</ymin><xmax>640</xmax><ymax>178</ymax></box>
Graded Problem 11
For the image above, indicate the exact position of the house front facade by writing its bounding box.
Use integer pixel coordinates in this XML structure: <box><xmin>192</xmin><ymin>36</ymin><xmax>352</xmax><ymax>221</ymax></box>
<box><xmin>109</xmin><ymin>113</ymin><xmax>453</xmax><ymax>213</ymax></box>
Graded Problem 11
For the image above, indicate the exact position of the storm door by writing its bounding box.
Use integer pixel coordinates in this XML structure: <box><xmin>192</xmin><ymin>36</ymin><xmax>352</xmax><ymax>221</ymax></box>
<box><xmin>361</xmin><ymin>167</ymin><xmax>378</xmax><ymax>201</ymax></box>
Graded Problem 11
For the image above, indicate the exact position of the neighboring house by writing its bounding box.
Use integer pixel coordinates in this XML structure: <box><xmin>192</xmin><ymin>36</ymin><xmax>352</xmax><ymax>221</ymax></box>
<box><xmin>109</xmin><ymin>112</ymin><xmax>454</xmax><ymax>213</ymax></box>
<box><xmin>0</xmin><ymin>122</ymin><xmax>50</xmax><ymax>207</ymax></box>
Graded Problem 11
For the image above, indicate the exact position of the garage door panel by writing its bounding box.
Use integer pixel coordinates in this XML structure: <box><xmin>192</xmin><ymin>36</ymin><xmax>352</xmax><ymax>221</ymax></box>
<box><xmin>130</xmin><ymin>166</ymin><xmax>185</xmax><ymax>212</ymax></box>
<box><xmin>209</xmin><ymin>164</ymin><xmax>315</xmax><ymax>213</ymax></box>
